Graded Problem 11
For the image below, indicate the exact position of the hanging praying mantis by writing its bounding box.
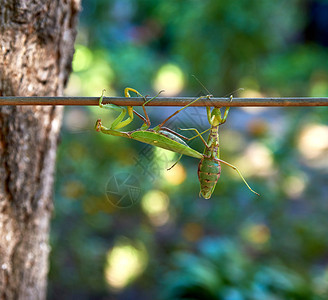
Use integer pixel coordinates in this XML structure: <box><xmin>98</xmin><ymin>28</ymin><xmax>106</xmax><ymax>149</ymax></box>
<box><xmin>95</xmin><ymin>87</ymin><xmax>259</xmax><ymax>199</ymax></box>
<box><xmin>179</xmin><ymin>98</ymin><xmax>260</xmax><ymax>198</ymax></box>
<box><xmin>180</xmin><ymin>77</ymin><xmax>259</xmax><ymax>198</ymax></box>
<box><xmin>95</xmin><ymin>88</ymin><xmax>205</xmax><ymax>162</ymax></box>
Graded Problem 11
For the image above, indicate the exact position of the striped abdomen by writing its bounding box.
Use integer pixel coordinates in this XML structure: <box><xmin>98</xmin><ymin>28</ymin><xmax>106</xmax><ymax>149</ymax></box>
<box><xmin>198</xmin><ymin>156</ymin><xmax>221</xmax><ymax>199</ymax></box>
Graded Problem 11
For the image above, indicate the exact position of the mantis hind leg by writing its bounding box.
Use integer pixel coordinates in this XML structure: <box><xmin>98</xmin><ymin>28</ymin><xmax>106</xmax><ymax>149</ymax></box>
<box><xmin>141</xmin><ymin>89</ymin><xmax>164</xmax><ymax>129</ymax></box>
<box><xmin>98</xmin><ymin>89</ymin><xmax>134</xmax><ymax>130</ymax></box>
<box><xmin>155</xmin><ymin>94</ymin><xmax>212</xmax><ymax>130</ymax></box>
<box><xmin>179</xmin><ymin>127</ymin><xmax>210</xmax><ymax>147</ymax></box>
<box><xmin>218</xmin><ymin>158</ymin><xmax>260</xmax><ymax>196</ymax></box>
<box><xmin>167</xmin><ymin>153</ymin><xmax>183</xmax><ymax>170</ymax></box>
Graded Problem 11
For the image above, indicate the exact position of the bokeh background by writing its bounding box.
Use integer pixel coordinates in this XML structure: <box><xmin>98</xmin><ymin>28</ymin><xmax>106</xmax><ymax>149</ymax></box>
<box><xmin>50</xmin><ymin>0</ymin><xmax>328</xmax><ymax>299</ymax></box>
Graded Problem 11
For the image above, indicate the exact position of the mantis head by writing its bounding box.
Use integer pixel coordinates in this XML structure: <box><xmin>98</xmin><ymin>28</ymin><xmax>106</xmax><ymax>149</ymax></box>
<box><xmin>207</xmin><ymin>106</ymin><xmax>230</xmax><ymax>127</ymax></box>
<box><xmin>95</xmin><ymin>119</ymin><xmax>102</xmax><ymax>132</ymax></box>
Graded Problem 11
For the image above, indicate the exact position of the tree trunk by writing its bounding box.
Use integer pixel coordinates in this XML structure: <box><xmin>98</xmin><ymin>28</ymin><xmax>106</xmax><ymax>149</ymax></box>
<box><xmin>0</xmin><ymin>1</ymin><xmax>80</xmax><ymax>299</ymax></box>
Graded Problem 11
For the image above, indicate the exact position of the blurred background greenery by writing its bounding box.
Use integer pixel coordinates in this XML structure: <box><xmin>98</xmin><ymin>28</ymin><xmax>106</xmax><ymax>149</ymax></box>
<box><xmin>50</xmin><ymin>0</ymin><xmax>328</xmax><ymax>299</ymax></box>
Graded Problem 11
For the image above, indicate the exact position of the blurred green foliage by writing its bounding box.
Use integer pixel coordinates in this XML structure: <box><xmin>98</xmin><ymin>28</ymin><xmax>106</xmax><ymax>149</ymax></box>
<box><xmin>49</xmin><ymin>0</ymin><xmax>328</xmax><ymax>299</ymax></box>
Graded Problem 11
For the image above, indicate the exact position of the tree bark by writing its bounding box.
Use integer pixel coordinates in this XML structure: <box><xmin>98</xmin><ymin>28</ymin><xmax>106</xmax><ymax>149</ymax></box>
<box><xmin>0</xmin><ymin>1</ymin><xmax>80</xmax><ymax>299</ymax></box>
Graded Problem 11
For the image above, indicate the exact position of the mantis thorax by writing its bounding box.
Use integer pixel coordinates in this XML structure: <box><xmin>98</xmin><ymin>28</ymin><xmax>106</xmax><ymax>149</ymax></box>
<box><xmin>210</xmin><ymin>107</ymin><xmax>223</xmax><ymax>126</ymax></box>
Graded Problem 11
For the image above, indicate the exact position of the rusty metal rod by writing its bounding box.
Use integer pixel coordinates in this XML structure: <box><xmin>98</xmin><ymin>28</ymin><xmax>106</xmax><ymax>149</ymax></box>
<box><xmin>0</xmin><ymin>96</ymin><xmax>328</xmax><ymax>106</ymax></box>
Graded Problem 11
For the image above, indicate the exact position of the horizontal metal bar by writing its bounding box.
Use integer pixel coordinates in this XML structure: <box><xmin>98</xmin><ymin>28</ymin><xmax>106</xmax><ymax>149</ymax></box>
<box><xmin>0</xmin><ymin>96</ymin><xmax>328</xmax><ymax>106</ymax></box>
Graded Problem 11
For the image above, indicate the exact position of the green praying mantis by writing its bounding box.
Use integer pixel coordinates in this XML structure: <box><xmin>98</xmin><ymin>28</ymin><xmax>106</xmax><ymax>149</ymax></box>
<box><xmin>95</xmin><ymin>88</ymin><xmax>205</xmax><ymax>162</ymax></box>
<box><xmin>179</xmin><ymin>98</ymin><xmax>259</xmax><ymax>198</ymax></box>
<box><xmin>95</xmin><ymin>88</ymin><xmax>259</xmax><ymax>199</ymax></box>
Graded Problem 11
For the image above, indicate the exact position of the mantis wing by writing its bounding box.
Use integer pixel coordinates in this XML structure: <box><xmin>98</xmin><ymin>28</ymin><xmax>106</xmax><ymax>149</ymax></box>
<box><xmin>131</xmin><ymin>131</ymin><xmax>203</xmax><ymax>159</ymax></box>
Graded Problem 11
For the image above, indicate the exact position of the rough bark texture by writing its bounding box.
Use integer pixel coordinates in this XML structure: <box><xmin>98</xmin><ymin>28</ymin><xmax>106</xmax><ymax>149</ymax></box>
<box><xmin>0</xmin><ymin>1</ymin><xmax>80</xmax><ymax>299</ymax></box>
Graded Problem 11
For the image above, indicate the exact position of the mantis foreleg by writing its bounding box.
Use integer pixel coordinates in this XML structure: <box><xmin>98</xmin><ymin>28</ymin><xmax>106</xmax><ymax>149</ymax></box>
<box><xmin>207</xmin><ymin>95</ymin><xmax>232</xmax><ymax>125</ymax></box>
<box><xmin>155</xmin><ymin>95</ymin><xmax>212</xmax><ymax>130</ymax></box>
<box><xmin>125</xmin><ymin>87</ymin><xmax>151</xmax><ymax>130</ymax></box>
<box><xmin>179</xmin><ymin>128</ymin><xmax>211</xmax><ymax>147</ymax></box>
<box><xmin>98</xmin><ymin>89</ymin><xmax>134</xmax><ymax>130</ymax></box>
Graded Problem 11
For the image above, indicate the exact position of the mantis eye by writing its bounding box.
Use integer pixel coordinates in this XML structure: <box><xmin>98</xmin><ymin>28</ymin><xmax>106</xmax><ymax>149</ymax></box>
<box><xmin>95</xmin><ymin>119</ymin><xmax>102</xmax><ymax>132</ymax></box>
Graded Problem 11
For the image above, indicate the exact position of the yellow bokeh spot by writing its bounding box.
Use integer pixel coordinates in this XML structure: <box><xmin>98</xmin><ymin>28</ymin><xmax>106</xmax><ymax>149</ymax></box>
<box><xmin>238</xmin><ymin>142</ymin><xmax>274</xmax><ymax>177</ymax></box>
<box><xmin>141</xmin><ymin>190</ymin><xmax>170</xmax><ymax>226</ymax></box>
<box><xmin>67</xmin><ymin>47</ymin><xmax>115</xmax><ymax>96</ymax></box>
<box><xmin>240</xmin><ymin>89</ymin><xmax>269</xmax><ymax>114</ymax></box>
<box><xmin>79</xmin><ymin>60</ymin><xmax>114</xmax><ymax>96</ymax></box>
<box><xmin>154</xmin><ymin>147</ymin><xmax>176</xmax><ymax>161</ymax></box>
<box><xmin>72</xmin><ymin>45</ymin><xmax>93</xmax><ymax>72</ymax></box>
<box><xmin>310</xmin><ymin>70</ymin><xmax>328</xmax><ymax>96</ymax></box>
<box><xmin>298</xmin><ymin>124</ymin><xmax>328</xmax><ymax>161</ymax></box>
<box><xmin>153</xmin><ymin>64</ymin><xmax>185</xmax><ymax>96</ymax></box>
<box><xmin>239</xmin><ymin>76</ymin><xmax>260</xmax><ymax>91</ymax></box>
<box><xmin>153</xmin><ymin>147</ymin><xmax>177</xmax><ymax>171</ymax></box>
<box><xmin>104</xmin><ymin>238</ymin><xmax>148</xmax><ymax>291</ymax></box>
<box><xmin>242</xmin><ymin>224</ymin><xmax>270</xmax><ymax>245</ymax></box>
<box><xmin>283</xmin><ymin>174</ymin><xmax>307</xmax><ymax>199</ymax></box>
<box><xmin>310</xmin><ymin>80</ymin><xmax>328</xmax><ymax>97</ymax></box>
<box><xmin>163</xmin><ymin>163</ymin><xmax>186</xmax><ymax>186</ymax></box>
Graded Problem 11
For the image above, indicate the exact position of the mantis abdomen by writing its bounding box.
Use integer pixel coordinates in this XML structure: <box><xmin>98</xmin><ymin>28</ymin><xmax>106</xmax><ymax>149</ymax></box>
<box><xmin>198</xmin><ymin>157</ymin><xmax>221</xmax><ymax>199</ymax></box>
<box><xmin>198</xmin><ymin>127</ymin><xmax>221</xmax><ymax>200</ymax></box>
